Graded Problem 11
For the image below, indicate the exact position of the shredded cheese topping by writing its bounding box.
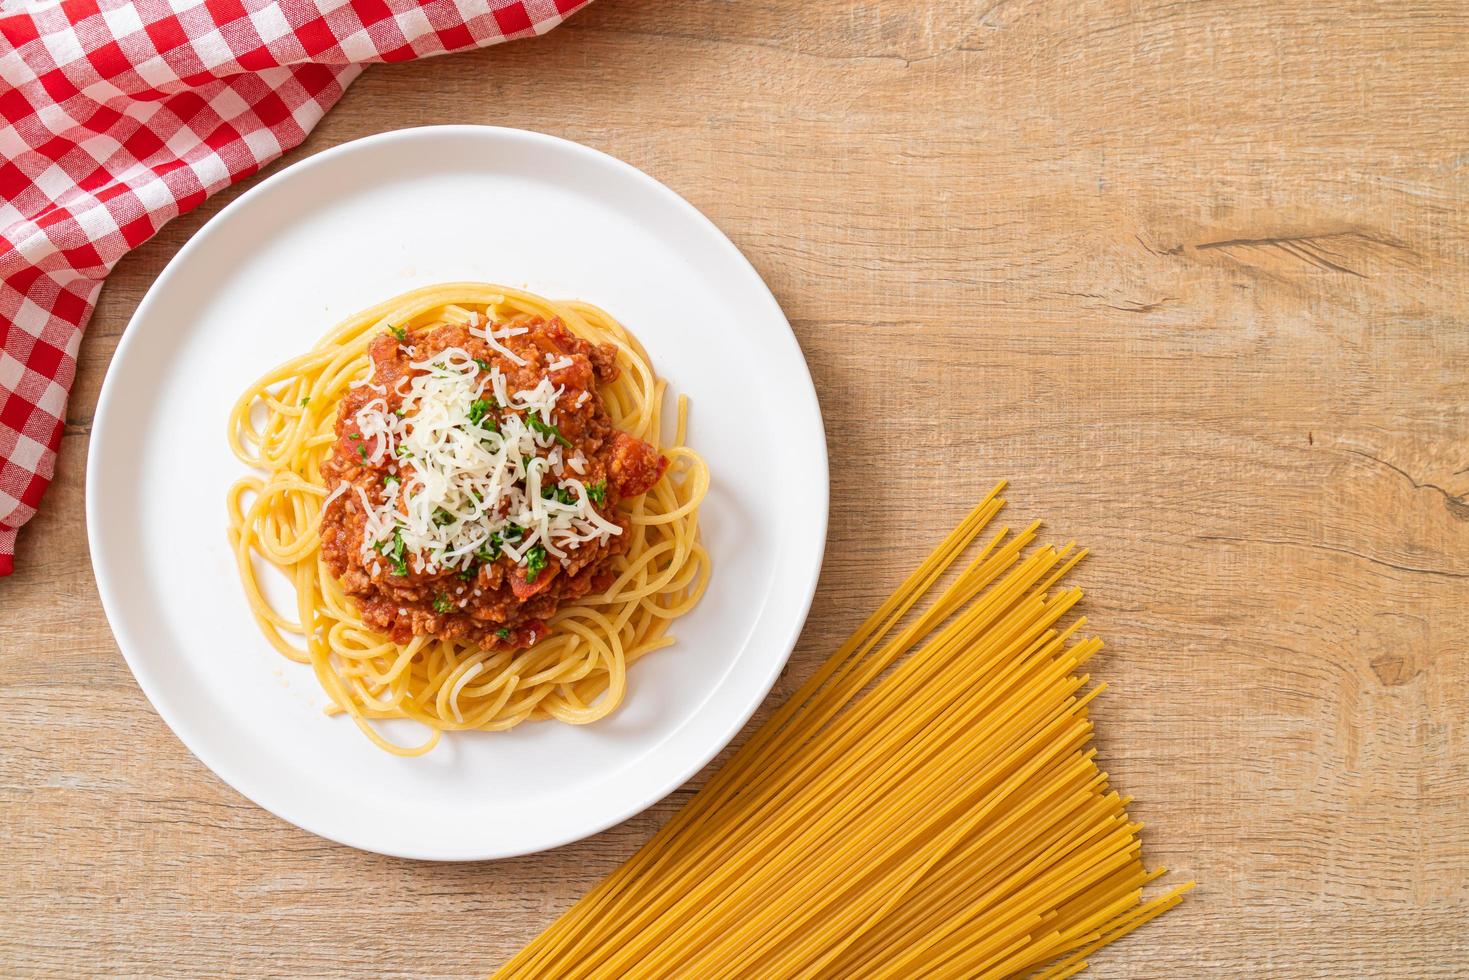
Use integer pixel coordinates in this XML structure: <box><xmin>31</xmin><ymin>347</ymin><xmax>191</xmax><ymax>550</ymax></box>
<box><xmin>469</xmin><ymin>318</ymin><xmax>529</xmax><ymax>367</ymax></box>
<box><xmin>346</xmin><ymin>346</ymin><xmax>620</xmax><ymax>576</ymax></box>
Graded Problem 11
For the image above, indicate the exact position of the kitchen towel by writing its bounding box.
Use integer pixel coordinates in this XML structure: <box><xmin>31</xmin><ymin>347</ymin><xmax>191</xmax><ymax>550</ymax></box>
<box><xmin>0</xmin><ymin>0</ymin><xmax>586</xmax><ymax>574</ymax></box>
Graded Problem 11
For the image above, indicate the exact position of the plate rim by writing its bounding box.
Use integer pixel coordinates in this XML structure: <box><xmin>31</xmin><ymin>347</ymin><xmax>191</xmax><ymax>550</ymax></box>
<box><xmin>85</xmin><ymin>124</ymin><xmax>830</xmax><ymax>860</ymax></box>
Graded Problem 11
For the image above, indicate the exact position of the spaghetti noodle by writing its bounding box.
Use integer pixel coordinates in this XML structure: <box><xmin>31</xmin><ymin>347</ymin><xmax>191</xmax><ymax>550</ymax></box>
<box><xmin>227</xmin><ymin>284</ymin><xmax>709</xmax><ymax>755</ymax></box>
<box><xmin>493</xmin><ymin>484</ymin><xmax>1190</xmax><ymax>978</ymax></box>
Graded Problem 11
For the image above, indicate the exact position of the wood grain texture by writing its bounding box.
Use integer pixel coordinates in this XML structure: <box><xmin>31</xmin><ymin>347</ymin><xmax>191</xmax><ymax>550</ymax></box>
<box><xmin>3</xmin><ymin>0</ymin><xmax>1468</xmax><ymax>976</ymax></box>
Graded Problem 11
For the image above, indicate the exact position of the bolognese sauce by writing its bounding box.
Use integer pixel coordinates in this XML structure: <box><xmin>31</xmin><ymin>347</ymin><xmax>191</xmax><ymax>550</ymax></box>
<box><xmin>318</xmin><ymin>316</ymin><xmax>668</xmax><ymax>650</ymax></box>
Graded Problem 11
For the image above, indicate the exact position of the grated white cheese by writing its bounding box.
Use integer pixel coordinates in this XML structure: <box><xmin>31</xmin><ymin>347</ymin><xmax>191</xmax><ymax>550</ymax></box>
<box><xmin>509</xmin><ymin>377</ymin><xmax>565</xmax><ymax>428</ymax></box>
<box><xmin>320</xmin><ymin>481</ymin><xmax>349</xmax><ymax>515</ymax></box>
<box><xmin>469</xmin><ymin>321</ymin><xmax>529</xmax><ymax>366</ymax></box>
<box><xmin>346</xmin><ymin>344</ymin><xmax>618</xmax><ymax>576</ymax></box>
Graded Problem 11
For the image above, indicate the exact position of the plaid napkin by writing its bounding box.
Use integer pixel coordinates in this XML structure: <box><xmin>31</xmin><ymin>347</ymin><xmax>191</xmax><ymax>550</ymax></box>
<box><xmin>0</xmin><ymin>0</ymin><xmax>586</xmax><ymax>576</ymax></box>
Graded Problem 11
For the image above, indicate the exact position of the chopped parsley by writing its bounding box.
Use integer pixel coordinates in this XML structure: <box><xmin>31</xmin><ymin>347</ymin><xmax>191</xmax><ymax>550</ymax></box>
<box><xmin>378</xmin><ymin>529</ymin><xmax>408</xmax><ymax>577</ymax></box>
<box><xmin>542</xmin><ymin>485</ymin><xmax>576</xmax><ymax>505</ymax></box>
<box><xmin>496</xmin><ymin>627</ymin><xmax>511</xmax><ymax>640</ymax></box>
<box><xmin>433</xmin><ymin>507</ymin><xmax>455</xmax><ymax>527</ymax></box>
<box><xmin>387</xmin><ymin>324</ymin><xmax>407</xmax><ymax>342</ymax></box>
<box><xmin>474</xmin><ymin>357</ymin><xmax>492</xmax><ymax>372</ymax></box>
<box><xmin>432</xmin><ymin>593</ymin><xmax>453</xmax><ymax>614</ymax></box>
<box><xmin>357</xmin><ymin>444</ymin><xmax>368</xmax><ymax>461</ymax></box>
<box><xmin>299</xmin><ymin>396</ymin><xmax>310</xmax><ymax>407</ymax></box>
<box><xmin>525</xmin><ymin>544</ymin><xmax>548</xmax><ymax>583</ymax></box>
<box><xmin>475</xmin><ymin>524</ymin><xmax>520</xmax><ymax>562</ymax></box>
<box><xmin>467</xmin><ymin>399</ymin><xmax>496</xmax><ymax>434</ymax></box>
<box><xmin>525</xmin><ymin>413</ymin><xmax>572</xmax><ymax>448</ymax></box>
<box><xmin>458</xmin><ymin>565</ymin><xmax>475</xmax><ymax>581</ymax></box>
<box><xmin>395</xmin><ymin>445</ymin><xmax>412</xmax><ymax>457</ymax></box>
<box><xmin>383</xmin><ymin>473</ymin><xmax>399</xmax><ymax>487</ymax></box>
<box><xmin>587</xmin><ymin>479</ymin><xmax>607</xmax><ymax>505</ymax></box>
<box><xmin>349</xmin><ymin>432</ymin><xmax>362</xmax><ymax>440</ymax></box>
<box><xmin>467</xmin><ymin>399</ymin><xmax>496</xmax><ymax>426</ymax></box>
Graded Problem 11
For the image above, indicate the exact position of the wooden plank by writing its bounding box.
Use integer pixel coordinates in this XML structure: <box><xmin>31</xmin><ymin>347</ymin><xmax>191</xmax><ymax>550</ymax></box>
<box><xmin>3</xmin><ymin>0</ymin><xmax>1466</xmax><ymax>975</ymax></box>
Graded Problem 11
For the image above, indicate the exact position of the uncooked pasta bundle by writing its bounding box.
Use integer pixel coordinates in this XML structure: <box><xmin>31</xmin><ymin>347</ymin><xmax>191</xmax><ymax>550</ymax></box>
<box><xmin>493</xmin><ymin>482</ymin><xmax>1192</xmax><ymax>979</ymax></box>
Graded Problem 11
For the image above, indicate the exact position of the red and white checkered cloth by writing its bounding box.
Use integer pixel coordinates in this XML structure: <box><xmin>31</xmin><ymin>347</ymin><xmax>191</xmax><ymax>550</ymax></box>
<box><xmin>0</xmin><ymin>0</ymin><xmax>586</xmax><ymax>576</ymax></box>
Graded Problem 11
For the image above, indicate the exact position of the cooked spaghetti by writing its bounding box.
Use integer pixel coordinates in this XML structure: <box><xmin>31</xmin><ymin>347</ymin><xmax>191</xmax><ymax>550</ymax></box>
<box><xmin>494</xmin><ymin>484</ymin><xmax>1191</xmax><ymax>978</ymax></box>
<box><xmin>227</xmin><ymin>283</ymin><xmax>709</xmax><ymax>755</ymax></box>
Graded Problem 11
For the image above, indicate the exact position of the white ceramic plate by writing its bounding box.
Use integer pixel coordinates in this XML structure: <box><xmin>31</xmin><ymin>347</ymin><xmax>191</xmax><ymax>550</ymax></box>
<box><xmin>87</xmin><ymin>126</ymin><xmax>828</xmax><ymax>860</ymax></box>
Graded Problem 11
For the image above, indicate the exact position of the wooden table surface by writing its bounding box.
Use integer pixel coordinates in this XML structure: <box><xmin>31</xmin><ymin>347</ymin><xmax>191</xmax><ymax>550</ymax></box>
<box><xmin>4</xmin><ymin>1</ymin><xmax>1467</xmax><ymax>976</ymax></box>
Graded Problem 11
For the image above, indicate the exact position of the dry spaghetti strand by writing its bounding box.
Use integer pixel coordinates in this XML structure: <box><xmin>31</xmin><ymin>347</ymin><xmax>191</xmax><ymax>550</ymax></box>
<box><xmin>227</xmin><ymin>284</ymin><xmax>710</xmax><ymax>755</ymax></box>
<box><xmin>494</xmin><ymin>487</ymin><xmax>1192</xmax><ymax>978</ymax></box>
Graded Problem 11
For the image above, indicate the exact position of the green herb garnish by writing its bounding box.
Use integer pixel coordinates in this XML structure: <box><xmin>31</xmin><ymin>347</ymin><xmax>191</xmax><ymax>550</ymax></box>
<box><xmin>299</xmin><ymin>396</ymin><xmax>310</xmax><ymax>407</ymax></box>
<box><xmin>474</xmin><ymin>357</ymin><xmax>492</xmax><ymax>372</ymax></box>
<box><xmin>383</xmin><ymin>473</ymin><xmax>399</xmax><ymax>486</ymax></box>
<box><xmin>387</xmin><ymin>325</ymin><xmax>406</xmax><ymax>342</ymax></box>
<box><xmin>349</xmin><ymin>432</ymin><xmax>362</xmax><ymax>440</ymax></box>
<box><xmin>467</xmin><ymin>398</ymin><xmax>494</xmax><ymax>426</ymax></box>
<box><xmin>432</xmin><ymin>593</ymin><xmax>453</xmax><ymax>613</ymax></box>
<box><xmin>524</xmin><ymin>545</ymin><xmax>548</xmax><ymax>583</ymax></box>
<box><xmin>502</xmin><ymin>523</ymin><xmax>524</xmax><ymax>540</ymax></box>
<box><xmin>496</xmin><ymin>627</ymin><xmax>510</xmax><ymax>640</ymax></box>
<box><xmin>587</xmin><ymin>479</ymin><xmax>607</xmax><ymax>504</ymax></box>
<box><xmin>379</xmin><ymin>529</ymin><xmax>408</xmax><ymax>577</ymax></box>
<box><xmin>433</xmin><ymin>508</ymin><xmax>455</xmax><ymax>527</ymax></box>
<box><xmin>357</xmin><ymin>445</ymin><xmax>368</xmax><ymax>460</ymax></box>
<box><xmin>542</xmin><ymin>485</ymin><xmax>576</xmax><ymax>505</ymax></box>
<box><xmin>525</xmin><ymin>413</ymin><xmax>572</xmax><ymax>448</ymax></box>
